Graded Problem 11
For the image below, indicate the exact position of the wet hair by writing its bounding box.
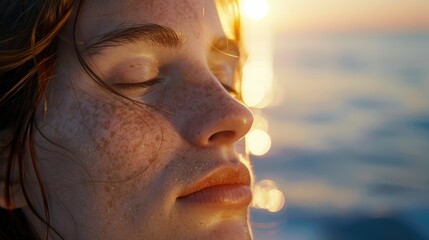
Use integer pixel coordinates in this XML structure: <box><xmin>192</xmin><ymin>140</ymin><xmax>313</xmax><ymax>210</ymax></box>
<box><xmin>0</xmin><ymin>0</ymin><xmax>243</xmax><ymax>239</ymax></box>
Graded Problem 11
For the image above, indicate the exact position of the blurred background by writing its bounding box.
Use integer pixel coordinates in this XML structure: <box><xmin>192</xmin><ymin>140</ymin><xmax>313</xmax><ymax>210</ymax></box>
<box><xmin>238</xmin><ymin>0</ymin><xmax>429</xmax><ymax>239</ymax></box>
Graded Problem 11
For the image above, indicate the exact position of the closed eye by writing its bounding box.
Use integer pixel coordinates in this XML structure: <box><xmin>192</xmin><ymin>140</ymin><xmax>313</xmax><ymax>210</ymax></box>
<box><xmin>113</xmin><ymin>78</ymin><xmax>164</xmax><ymax>95</ymax></box>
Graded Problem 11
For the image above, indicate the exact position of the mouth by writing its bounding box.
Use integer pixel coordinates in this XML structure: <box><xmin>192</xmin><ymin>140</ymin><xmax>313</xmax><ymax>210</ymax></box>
<box><xmin>177</xmin><ymin>164</ymin><xmax>252</xmax><ymax>208</ymax></box>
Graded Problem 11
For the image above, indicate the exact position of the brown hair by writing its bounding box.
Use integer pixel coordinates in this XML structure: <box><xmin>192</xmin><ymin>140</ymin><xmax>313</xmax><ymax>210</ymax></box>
<box><xmin>1</xmin><ymin>1</ymin><xmax>76</xmax><ymax>238</ymax></box>
<box><xmin>0</xmin><ymin>0</ymin><xmax>243</xmax><ymax>239</ymax></box>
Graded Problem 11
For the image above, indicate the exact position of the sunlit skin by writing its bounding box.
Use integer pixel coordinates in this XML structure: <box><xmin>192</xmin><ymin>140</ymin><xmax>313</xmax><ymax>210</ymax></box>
<box><xmin>19</xmin><ymin>0</ymin><xmax>254</xmax><ymax>239</ymax></box>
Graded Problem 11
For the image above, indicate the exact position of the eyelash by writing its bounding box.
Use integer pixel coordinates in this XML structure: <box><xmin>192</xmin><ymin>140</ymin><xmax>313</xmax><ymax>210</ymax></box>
<box><xmin>115</xmin><ymin>78</ymin><xmax>238</xmax><ymax>98</ymax></box>
<box><xmin>114</xmin><ymin>78</ymin><xmax>163</xmax><ymax>93</ymax></box>
<box><xmin>113</xmin><ymin>68</ymin><xmax>238</xmax><ymax>98</ymax></box>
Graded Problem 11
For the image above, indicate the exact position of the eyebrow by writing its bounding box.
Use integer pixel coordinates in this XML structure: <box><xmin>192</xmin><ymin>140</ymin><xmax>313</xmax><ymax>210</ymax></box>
<box><xmin>84</xmin><ymin>23</ymin><xmax>183</xmax><ymax>55</ymax></box>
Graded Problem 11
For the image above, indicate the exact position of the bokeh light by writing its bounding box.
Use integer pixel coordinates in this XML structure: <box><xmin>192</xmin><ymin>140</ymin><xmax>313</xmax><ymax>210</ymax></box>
<box><xmin>241</xmin><ymin>0</ymin><xmax>280</xmax><ymax>216</ymax></box>
<box><xmin>242</xmin><ymin>0</ymin><xmax>269</xmax><ymax>20</ymax></box>
<box><xmin>246</xmin><ymin>129</ymin><xmax>271</xmax><ymax>156</ymax></box>
<box><xmin>252</xmin><ymin>113</ymin><xmax>269</xmax><ymax>131</ymax></box>
<box><xmin>242</xmin><ymin>59</ymin><xmax>274</xmax><ymax>107</ymax></box>
<box><xmin>240</xmin><ymin>0</ymin><xmax>274</xmax><ymax>109</ymax></box>
<box><xmin>252</xmin><ymin>179</ymin><xmax>285</xmax><ymax>212</ymax></box>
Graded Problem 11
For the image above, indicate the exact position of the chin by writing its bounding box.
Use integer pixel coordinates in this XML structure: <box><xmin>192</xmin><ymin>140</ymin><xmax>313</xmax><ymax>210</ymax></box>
<box><xmin>203</xmin><ymin>219</ymin><xmax>253</xmax><ymax>240</ymax></box>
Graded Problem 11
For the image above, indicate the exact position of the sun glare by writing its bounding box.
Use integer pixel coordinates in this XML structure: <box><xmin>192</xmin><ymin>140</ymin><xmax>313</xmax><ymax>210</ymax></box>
<box><xmin>241</xmin><ymin>0</ymin><xmax>274</xmax><ymax>156</ymax></box>
<box><xmin>242</xmin><ymin>60</ymin><xmax>274</xmax><ymax>107</ymax></box>
<box><xmin>242</xmin><ymin>0</ymin><xmax>269</xmax><ymax>20</ymax></box>
<box><xmin>246</xmin><ymin>129</ymin><xmax>271</xmax><ymax>156</ymax></box>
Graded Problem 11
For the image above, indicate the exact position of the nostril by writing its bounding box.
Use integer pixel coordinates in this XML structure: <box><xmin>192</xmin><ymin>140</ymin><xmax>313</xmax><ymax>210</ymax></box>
<box><xmin>208</xmin><ymin>130</ymin><xmax>236</xmax><ymax>144</ymax></box>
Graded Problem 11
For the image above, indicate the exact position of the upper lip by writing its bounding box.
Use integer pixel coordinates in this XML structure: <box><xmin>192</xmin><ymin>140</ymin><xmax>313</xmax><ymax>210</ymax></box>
<box><xmin>177</xmin><ymin>163</ymin><xmax>252</xmax><ymax>198</ymax></box>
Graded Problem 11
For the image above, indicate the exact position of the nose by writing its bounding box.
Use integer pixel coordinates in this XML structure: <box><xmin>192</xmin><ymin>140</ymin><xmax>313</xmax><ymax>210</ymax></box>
<box><xmin>184</xmin><ymin>80</ymin><xmax>254</xmax><ymax>147</ymax></box>
<box><xmin>200</xmin><ymin>101</ymin><xmax>253</xmax><ymax>147</ymax></box>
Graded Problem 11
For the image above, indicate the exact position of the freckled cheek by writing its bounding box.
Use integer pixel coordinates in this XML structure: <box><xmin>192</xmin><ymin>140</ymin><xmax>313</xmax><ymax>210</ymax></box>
<box><xmin>69</xmin><ymin>100</ymin><xmax>179</xmax><ymax>230</ymax></box>
<box><xmin>77</xmin><ymin>100</ymin><xmax>168</xmax><ymax>181</ymax></box>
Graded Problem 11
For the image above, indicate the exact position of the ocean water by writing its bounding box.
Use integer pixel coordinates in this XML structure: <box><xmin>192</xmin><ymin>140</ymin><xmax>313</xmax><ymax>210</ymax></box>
<box><xmin>250</xmin><ymin>32</ymin><xmax>429</xmax><ymax>240</ymax></box>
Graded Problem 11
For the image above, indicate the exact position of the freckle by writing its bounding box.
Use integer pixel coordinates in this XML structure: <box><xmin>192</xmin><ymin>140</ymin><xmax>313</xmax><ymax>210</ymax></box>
<box><xmin>129</xmin><ymin>64</ymin><xmax>134</xmax><ymax>68</ymax></box>
<box><xmin>109</xmin><ymin>131</ymin><xmax>116</xmax><ymax>138</ymax></box>
<box><xmin>107</xmin><ymin>199</ymin><xmax>113</xmax><ymax>209</ymax></box>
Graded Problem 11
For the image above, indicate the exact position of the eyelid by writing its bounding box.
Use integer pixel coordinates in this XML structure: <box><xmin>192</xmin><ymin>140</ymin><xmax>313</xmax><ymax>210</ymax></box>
<box><xmin>113</xmin><ymin>78</ymin><xmax>164</xmax><ymax>95</ymax></box>
<box><xmin>113</xmin><ymin>78</ymin><xmax>162</xmax><ymax>88</ymax></box>
<box><xmin>109</xmin><ymin>57</ymin><xmax>160</xmax><ymax>83</ymax></box>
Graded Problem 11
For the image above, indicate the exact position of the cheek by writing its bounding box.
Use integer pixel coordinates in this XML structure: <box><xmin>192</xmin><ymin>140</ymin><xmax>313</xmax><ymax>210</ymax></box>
<box><xmin>79</xmin><ymin>97</ymin><xmax>163</xmax><ymax>181</ymax></box>
<box><xmin>33</xmin><ymin>92</ymin><xmax>181</xmax><ymax>235</ymax></box>
<box><xmin>40</xmin><ymin>92</ymin><xmax>166</xmax><ymax>182</ymax></box>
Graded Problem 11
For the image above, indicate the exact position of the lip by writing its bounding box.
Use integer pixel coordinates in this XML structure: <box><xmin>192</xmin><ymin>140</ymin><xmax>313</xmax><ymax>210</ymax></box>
<box><xmin>177</xmin><ymin>164</ymin><xmax>252</xmax><ymax>208</ymax></box>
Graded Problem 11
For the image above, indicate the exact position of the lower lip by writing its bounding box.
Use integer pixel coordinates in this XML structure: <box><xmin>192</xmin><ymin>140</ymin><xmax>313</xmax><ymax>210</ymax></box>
<box><xmin>178</xmin><ymin>185</ymin><xmax>252</xmax><ymax>208</ymax></box>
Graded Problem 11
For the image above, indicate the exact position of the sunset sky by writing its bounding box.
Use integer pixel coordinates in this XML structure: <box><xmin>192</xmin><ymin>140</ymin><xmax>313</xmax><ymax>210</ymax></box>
<box><xmin>264</xmin><ymin>0</ymin><xmax>429</xmax><ymax>33</ymax></box>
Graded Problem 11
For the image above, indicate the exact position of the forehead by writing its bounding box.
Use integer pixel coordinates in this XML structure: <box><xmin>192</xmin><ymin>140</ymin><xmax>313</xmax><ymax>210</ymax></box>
<box><xmin>77</xmin><ymin>0</ymin><xmax>225</xmax><ymax>43</ymax></box>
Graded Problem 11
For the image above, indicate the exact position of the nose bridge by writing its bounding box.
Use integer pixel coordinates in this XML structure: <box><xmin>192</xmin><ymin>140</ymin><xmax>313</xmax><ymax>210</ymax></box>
<box><xmin>176</xmin><ymin>62</ymin><xmax>254</xmax><ymax>147</ymax></box>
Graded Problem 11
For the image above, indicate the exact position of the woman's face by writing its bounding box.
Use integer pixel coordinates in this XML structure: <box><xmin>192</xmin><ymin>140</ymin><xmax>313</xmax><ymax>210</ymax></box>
<box><xmin>24</xmin><ymin>0</ymin><xmax>254</xmax><ymax>239</ymax></box>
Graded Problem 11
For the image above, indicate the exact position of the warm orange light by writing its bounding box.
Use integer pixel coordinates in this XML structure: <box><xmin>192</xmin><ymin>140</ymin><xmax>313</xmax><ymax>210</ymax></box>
<box><xmin>242</xmin><ymin>60</ymin><xmax>273</xmax><ymax>107</ymax></box>
<box><xmin>242</xmin><ymin>0</ymin><xmax>269</xmax><ymax>20</ymax></box>
<box><xmin>215</xmin><ymin>0</ymin><xmax>236</xmax><ymax>40</ymax></box>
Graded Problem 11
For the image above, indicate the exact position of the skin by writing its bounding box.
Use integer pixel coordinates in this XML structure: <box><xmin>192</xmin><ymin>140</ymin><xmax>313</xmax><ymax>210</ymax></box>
<box><xmin>20</xmin><ymin>0</ymin><xmax>254</xmax><ymax>239</ymax></box>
